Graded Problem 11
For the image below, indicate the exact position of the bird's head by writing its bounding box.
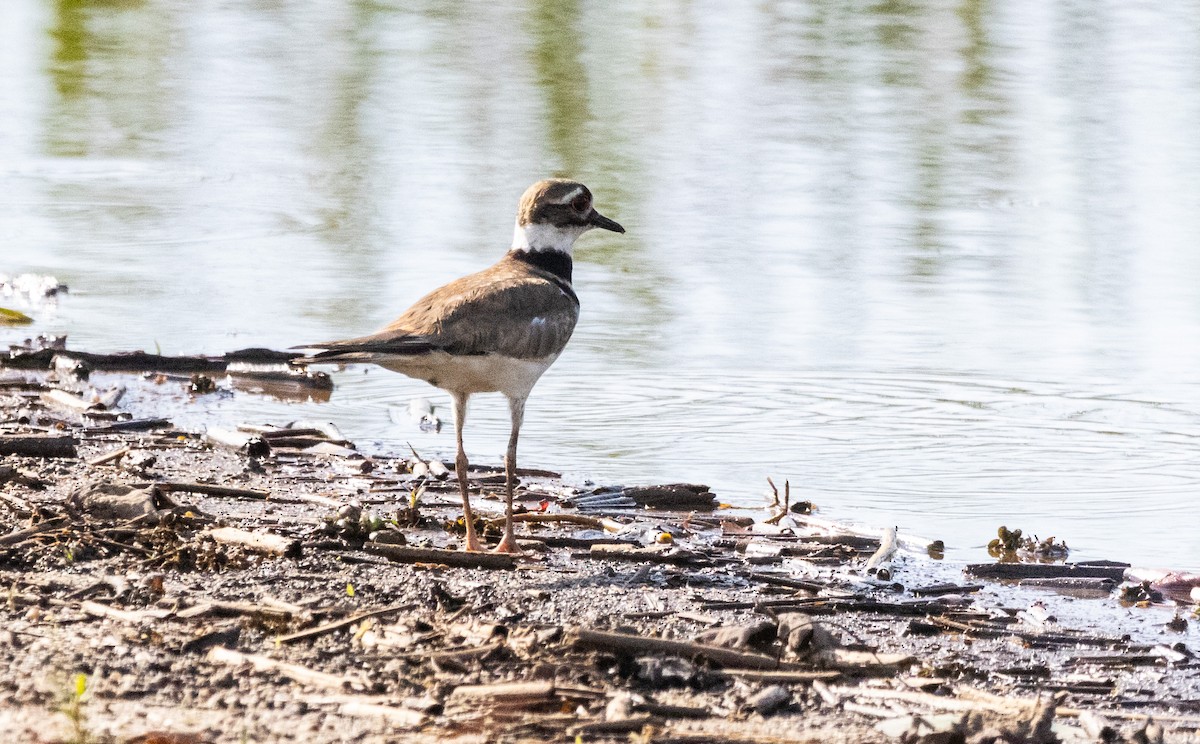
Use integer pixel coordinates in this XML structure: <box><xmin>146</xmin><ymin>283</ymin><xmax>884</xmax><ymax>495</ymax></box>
<box><xmin>511</xmin><ymin>179</ymin><xmax>625</xmax><ymax>254</ymax></box>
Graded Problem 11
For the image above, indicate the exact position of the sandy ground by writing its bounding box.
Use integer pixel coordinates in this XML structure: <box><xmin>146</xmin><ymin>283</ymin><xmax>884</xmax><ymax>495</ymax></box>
<box><xmin>1</xmin><ymin>359</ymin><xmax>1199</xmax><ymax>744</ymax></box>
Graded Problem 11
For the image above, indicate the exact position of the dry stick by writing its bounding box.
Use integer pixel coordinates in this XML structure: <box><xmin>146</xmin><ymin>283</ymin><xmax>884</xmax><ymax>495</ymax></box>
<box><xmin>276</xmin><ymin>603</ymin><xmax>417</xmax><ymax>645</ymax></box>
<box><xmin>363</xmin><ymin>543</ymin><xmax>516</xmax><ymax>570</ymax></box>
<box><xmin>156</xmin><ymin>482</ymin><xmax>270</xmax><ymax>500</ymax></box>
<box><xmin>713</xmin><ymin>668</ymin><xmax>841</xmax><ymax>684</ymax></box>
<box><xmin>206</xmin><ymin>527</ymin><xmax>300</xmax><ymax>558</ymax></box>
<box><xmin>87</xmin><ymin>446</ymin><xmax>131</xmax><ymax>467</ymax></box>
<box><xmin>207</xmin><ymin>646</ymin><xmax>366</xmax><ymax>691</ymax></box>
<box><xmin>810</xmin><ymin>679</ymin><xmax>840</xmax><ymax>707</ymax></box>
<box><xmin>416</xmin><ymin>641</ymin><xmax>506</xmax><ymax>664</ymax></box>
<box><xmin>177</xmin><ymin>600</ymin><xmax>294</xmax><ymax>621</ymax></box>
<box><xmin>78</xmin><ymin>601</ymin><xmax>173</xmax><ymax>624</ymax></box>
<box><xmin>828</xmin><ymin>684</ymin><xmax>1026</xmax><ymax>714</ymax></box>
<box><xmin>0</xmin><ymin>434</ymin><xmax>77</xmax><ymax>458</ymax></box>
<box><xmin>0</xmin><ymin>518</ymin><xmax>68</xmax><ymax>547</ymax></box>
<box><xmin>448</xmin><ymin>680</ymin><xmax>556</xmax><ymax>702</ymax></box>
<box><xmin>574</xmin><ymin>628</ymin><xmax>797</xmax><ymax>671</ymax></box>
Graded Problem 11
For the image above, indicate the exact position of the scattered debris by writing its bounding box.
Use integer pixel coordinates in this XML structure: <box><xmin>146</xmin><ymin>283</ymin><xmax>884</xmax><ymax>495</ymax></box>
<box><xmin>0</xmin><ymin>345</ymin><xmax>1198</xmax><ymax>743</ymax></box>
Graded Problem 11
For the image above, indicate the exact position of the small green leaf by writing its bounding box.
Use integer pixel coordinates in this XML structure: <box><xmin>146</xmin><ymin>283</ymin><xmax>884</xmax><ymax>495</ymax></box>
<box><xmin>346</xmin><ymin>583</ymin><xmax>355</xmax><ymax>597</ymax></box>
<box><xmin>0</xmin><ymin>307</ymin><xmax>33</xmax><ymax>325</ymax></box>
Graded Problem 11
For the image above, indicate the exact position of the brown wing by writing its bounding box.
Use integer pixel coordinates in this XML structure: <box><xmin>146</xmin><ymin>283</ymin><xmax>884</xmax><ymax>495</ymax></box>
<box><xmin>309</xmin><ymin>261</ymin><xmax>579</xmax><ymax>361</ymax></box>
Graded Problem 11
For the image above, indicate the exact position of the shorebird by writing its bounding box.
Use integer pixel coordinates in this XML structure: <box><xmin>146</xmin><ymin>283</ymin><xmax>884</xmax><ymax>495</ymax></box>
<box><xmin>303</xmin><ymin>179</ymin><xmax>624</xmax><ymax>553</ymax></box>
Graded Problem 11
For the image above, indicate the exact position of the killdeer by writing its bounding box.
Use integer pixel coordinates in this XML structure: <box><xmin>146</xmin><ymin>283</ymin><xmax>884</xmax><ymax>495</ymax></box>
<box><xmin>303</xmin><ymin>179</ymin><xmax>624</xmax><ymax>553</ymax></box>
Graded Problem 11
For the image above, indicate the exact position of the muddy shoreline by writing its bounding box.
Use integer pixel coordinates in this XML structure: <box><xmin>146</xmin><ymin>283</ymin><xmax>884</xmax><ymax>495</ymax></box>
<box><xmin>1</xmin><ymin>346</ymin><xmax>1198</xmax><ymax>743</ymax></box>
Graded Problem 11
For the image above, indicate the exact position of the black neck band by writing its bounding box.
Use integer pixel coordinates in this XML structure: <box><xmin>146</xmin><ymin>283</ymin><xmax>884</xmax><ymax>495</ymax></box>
<box><xmin>509</xmin><ymin>249</ymin><xmax>573</xmax><ymax>283</ymax></box>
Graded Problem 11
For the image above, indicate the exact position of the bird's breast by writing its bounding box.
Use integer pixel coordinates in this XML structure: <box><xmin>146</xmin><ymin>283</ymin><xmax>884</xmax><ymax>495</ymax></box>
<box><xmin>377</xmin><ymin>351</ymin><xmax>560</xmax><ymax>398</ymax></box>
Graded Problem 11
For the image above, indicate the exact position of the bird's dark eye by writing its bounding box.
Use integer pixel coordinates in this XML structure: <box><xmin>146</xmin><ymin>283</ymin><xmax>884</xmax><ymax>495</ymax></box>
<box><xmin>571</xmin><ymin>194</ymin><xmax>590</xmax><ymax>212</ymax></box>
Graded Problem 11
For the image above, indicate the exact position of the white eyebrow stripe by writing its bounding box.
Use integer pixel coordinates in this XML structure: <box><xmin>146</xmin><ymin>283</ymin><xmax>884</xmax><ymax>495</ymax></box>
<box><xmin>553</xmin><ymin>186</ymin><xmax>584</xmax><ymax>205</ymax></box>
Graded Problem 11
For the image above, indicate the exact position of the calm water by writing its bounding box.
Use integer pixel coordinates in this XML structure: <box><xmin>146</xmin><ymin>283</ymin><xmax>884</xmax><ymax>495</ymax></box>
<box><xmin>4</xmin><ymin>1</ymin><xmax>1200</xmax><ymax>568</ymax></box>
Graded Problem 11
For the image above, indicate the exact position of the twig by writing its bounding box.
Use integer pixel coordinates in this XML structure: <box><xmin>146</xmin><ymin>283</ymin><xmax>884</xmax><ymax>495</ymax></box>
<box><xmin>363</xmin><ymin>544</ymin><xmax>516</xmax><ymax>570</ymax></box>
<box><xmin>156</xmin><ymin>482</ymin><xmax>270</xmax><ymax>500</ymax></box>
<box><xmin>87</xmin><ymin>446</ymin><xmax>130</xmax><ymax>467</ymax></box>
<box><xmin>207</xmin><ymin>646</ymin><xmax>366</xmax><ymax>690</ymax></box>
<box><xmin>0</xmin><ymin>518</ymin><xmax>68</xmax><ymax>547</ymax></box>
<box><xmin>78</xmin><ymin>601</ymin><xmax>173</xmax><ymax>623</ymax></box>
<box><xmin>713</xmin><ymin>669</ymin><xmax>841</xmax><ymax>684</ymax></box>
<box><xmin>276</xmin><ymin>603</ymin><xmax>417</xmax><ymax>645</ymax></box>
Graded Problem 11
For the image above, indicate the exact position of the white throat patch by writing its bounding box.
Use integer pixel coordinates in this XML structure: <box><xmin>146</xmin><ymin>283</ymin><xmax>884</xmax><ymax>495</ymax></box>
<box><xmin>511</xmin><ymin>220</ymin><xmax>591</xmax><ymax>254</ymax></box>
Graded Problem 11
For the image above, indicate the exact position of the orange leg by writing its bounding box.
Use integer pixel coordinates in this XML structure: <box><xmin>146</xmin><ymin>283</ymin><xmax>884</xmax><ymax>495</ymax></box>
<box><xmin>451</xmin><ymin>392</ymin><xmax>482</xmax><ymax>552</ymax></box>
<box><xmin>493</xmin><ymin>396</ymin><xmax>525</xmax><ymax>555</ymax></box>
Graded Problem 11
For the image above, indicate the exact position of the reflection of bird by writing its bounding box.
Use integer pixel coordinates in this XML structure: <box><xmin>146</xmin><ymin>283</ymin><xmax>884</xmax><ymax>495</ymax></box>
<box><xmin>302</xmin><ymin>180</ymin><xmax>624</xmax><ymax>553</ymax></box>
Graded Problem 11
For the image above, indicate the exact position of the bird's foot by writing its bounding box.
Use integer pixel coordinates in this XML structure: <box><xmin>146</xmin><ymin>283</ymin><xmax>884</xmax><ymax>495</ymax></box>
<box><xmin>492</xmin><ymin>534</ymin><xmax>523</xmax><ymax>555</ymax></box>
<box><xmin>462</xmin><ymin>530</ymin><xmax>484</xmax><ymax>553</ymax></box>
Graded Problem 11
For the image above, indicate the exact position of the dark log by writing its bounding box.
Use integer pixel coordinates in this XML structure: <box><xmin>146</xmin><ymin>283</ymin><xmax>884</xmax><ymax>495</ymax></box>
<box><xmin>966</xmin><ymin>562</ymin><xmax>1129</xmax><ymax>581</ymax></box>
<box><xmin>0</xmin><ymin>434</ymin><xmax>77</xmax><ymax>458</ymax></box>
<box><xmin>2</xmin><ymin>346</ymin><xmax>295</xmax><ymax>373</ymax></box>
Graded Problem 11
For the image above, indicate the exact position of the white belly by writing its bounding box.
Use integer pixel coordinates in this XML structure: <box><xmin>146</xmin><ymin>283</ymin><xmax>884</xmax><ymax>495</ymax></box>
<box><xmin>377</xmin><ymin>351</ymin><xmax>559</xmax><ymax>398</ymax></box>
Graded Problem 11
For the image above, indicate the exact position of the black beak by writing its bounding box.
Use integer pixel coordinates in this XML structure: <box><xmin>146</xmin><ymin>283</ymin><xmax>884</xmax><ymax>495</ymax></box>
<box><xmin>589</xmin><ymin>210</ymin><xmax>625</xmax><ymax>234</ymax></box>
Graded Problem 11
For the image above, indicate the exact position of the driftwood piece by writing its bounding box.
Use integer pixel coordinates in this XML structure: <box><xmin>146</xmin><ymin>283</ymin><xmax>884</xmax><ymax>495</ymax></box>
<box><xmin>910</xmin><ymin>583</ymin><xmax>985</xmax><ymax>597</ymax></box>
<box><xmin>364</xmin><ymin>543</ymin><xmax>516</xmax><ymax>570</ymax></box>
<box><xmin>87</xmin><ymin>446</ymin><xmax>131</xmax><ymax>467</ymax></box>
<box><xmin>1019</xmin><ymin>577</ymin><xmax>1117</xmax><ymax>595</ymax></box>
<box><xmin>616</xmin><ymin>483</ymin><xmax>716</xmax><ymax>510</ymax></box>
<box><xmin>40</xmin><ymin>388</ymin><xmax>97</xmax><ymax>412</ymax></box>
<box><xmin>746</xmin><ymin>572</ymin><xmax>826</xmax><ymax>594</ymax></box>
<box><xmin>448</xmin><ymin>680</ymin><xmax>556</xmax><ymax>703</ymax></box>
<box><xmin>714</xmin><ymin>668</ymin><xmax>841</xmax><ymax>683</ymax></box>
<box><xmin>206</xmin><ymin>646</ymin><xmax>365</xmax><ymax>690</ymax></box>
<box><xmin>177</xmin><ymin>600</ymin><xmax>296</xmax><ymax>622</ymax></box>
<box><xmin>3</xmin><ymin>346</ymin><xmax>295</xmax><ymax>372</ymax></box>
<box><xmin>155</xmin><ymin>482</ymin><xmax>270</xmax><ymax>500</ymax></box>
<box><xmin>965</xmin><ymin>562</ymin><xmax>1129</xmax><ymax>581</ymax></box>
<box><xmin>207</xmin><ymin>527</ymin><xmax>300</xmax><ymax>558</ymax></box>
<box><xmin>574</xmin><ymin>628</ymin><xmax>797</xmax><ymax>670</ymax></box>
<box><xmin>85</xmin><ymin>418</ymin><xmax>172</xmax><ymax>433</ymax></box>
<box><xmin>0</xmin><ymin>434</ymin><xmax>77</xmax><ymax>458</ymax></box>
